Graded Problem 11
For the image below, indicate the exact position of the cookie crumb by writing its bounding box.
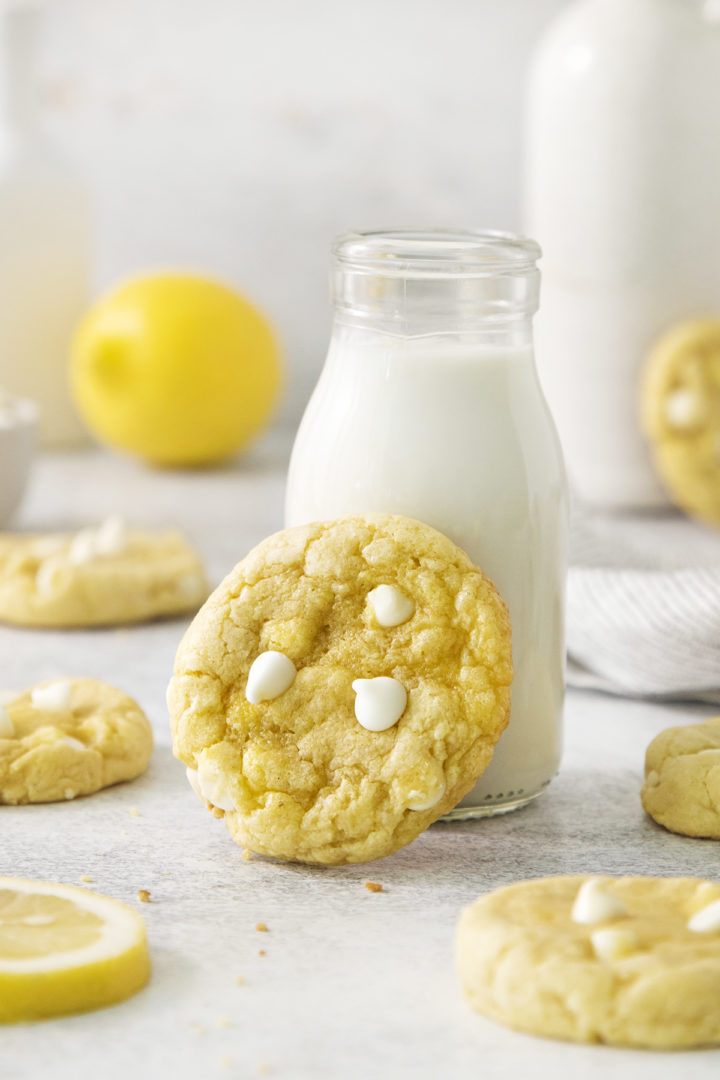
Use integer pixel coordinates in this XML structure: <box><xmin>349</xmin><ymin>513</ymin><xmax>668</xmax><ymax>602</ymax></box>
<box><xmin>365</xmin><ymin>881</ymin><xmax>383</xmax><ymax>893</ymax></box>
<box><xmin>218</xmin><ymin>1014</ymin><xmax>232</xmax><ymax>1029</ymax></box>
<box><xmin>137</xmin><ymin>889</ymin><xmax>151</xmax><ymax>903</ymax></box>
<box><xmin>220</xmin><ymin>1055</ymin><xmax>232</xmax><ymax>1069</ymax></box>
<box><xmin>242</xmin><ymin>848</ymin><xmax>253</xmax><ymax>861</ymax></box>
<box><xmin>212</xmin><ymin>807</ymin><xmax>225</xmax><ymax>819</ymax></box>
<box><xmin>255</xmin><ymin>922</ymin><xmax>268</xmax><ymax>932</ymax></box>
<box><xmin>79</xmin><ymin>875</ymin><xmax>93</xmax><ymax>884</ymax></box>
<box><xmin>258</xmin><ymin>1065</ymin><xmax>272</xmax><ymax>1076</ymax></box>
<box><xmin>235</xmin><ymin>976</ymin><xmax>245</xmax><ymax>986</ymax></box>
<box><xmin>189</xmin><ymin>1023</ymin><xmax>206</xmax><ymax>1036</ymax></box>
<box><xmin>129</xmin><ymin>807</ymin><xmax>140</xmax><ymax>818</ymax></box>
<box><xmin>258</xmin><ymin>950</ymin><xmax>266</xmax><ymax>957</ymax></box>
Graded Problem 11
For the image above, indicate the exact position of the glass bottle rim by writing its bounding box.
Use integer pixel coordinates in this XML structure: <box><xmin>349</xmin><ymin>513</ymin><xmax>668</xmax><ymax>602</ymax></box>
<box><xmin>332</xmin><ymin>229</ymin><xmax>541</xmax><ymax>280</ymax></box>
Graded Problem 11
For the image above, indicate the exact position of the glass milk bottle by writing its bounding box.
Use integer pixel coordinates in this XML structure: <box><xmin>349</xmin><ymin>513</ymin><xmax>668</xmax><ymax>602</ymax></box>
<box><xmin>285</xmin><ymin>230</ymin><xmax>568</xmax><ymax>818</ymax></box>
<box><xmin>0</xmin><ymin>2</ymin><xmax>91</xmax><ymax>446</ymax></box>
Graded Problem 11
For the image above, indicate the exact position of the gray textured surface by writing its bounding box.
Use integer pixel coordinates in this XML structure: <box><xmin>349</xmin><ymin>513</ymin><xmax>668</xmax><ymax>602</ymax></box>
<box><xmin>2</xmin><ymin>445</ymin><xmax>720</xmax><ymax>1078</ymax></box>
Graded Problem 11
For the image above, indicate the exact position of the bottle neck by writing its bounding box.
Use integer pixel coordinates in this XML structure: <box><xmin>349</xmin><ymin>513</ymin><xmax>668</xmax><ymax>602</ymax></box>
<box><xmin>0</xmin><ymin>5</ymin><xmax>40</xmax><ymax>132</ymax></box>
<box><xmin>331</xmin><ymin>230</ymin><xmax>540</xmax><ymax>346</ymax></box>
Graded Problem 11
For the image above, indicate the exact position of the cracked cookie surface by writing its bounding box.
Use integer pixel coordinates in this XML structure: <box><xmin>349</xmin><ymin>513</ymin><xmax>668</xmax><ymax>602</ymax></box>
<box><xmin>642</xmin><ymin>716</ymin><xmax>720</xmax><ymax>838</ymax></box>
<box><xmin>0</xmin><ymin>525</ymin><xmax>208</xmax><ymax>627</ymax></box>
<box><xmin>0</xmin><ymin>678</ymin><xmax>153</xmax><ymax>804</ymax></box>
<box><xmin>641</xmin><ymin>319</ymin><xmax>720</xmax><ymax>525</ymax></box>
<box><xmin>168</xmin><ymin>513</ymin><xmax>512</xmax><ymax>865</ymax></box>
<box><xmin>457</xmin><ymin>875</ymin><xmax>720</xmax><ymax>1049</ymax></box>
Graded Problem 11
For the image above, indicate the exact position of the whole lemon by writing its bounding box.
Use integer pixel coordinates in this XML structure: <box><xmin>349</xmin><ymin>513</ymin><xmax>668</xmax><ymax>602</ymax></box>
<box><xmin>71</xmin><ymin>273</ymin><xmax>282</xmax><ymax>466</ymax></box>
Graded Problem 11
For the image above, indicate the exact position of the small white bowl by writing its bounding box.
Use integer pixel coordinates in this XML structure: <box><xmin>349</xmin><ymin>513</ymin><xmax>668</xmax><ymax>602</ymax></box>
<box><xmin>0</xmin><ymin>396</ymin><xmax>37</xmax><ymax>527</ymax></box>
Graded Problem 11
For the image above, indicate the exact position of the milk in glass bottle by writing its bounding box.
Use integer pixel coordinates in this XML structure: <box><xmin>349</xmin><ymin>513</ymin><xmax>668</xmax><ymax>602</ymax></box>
<box><xmin>285</xmin><ymin>230</ymin><xmax>568</xmax><ymax>817</ymax></box>
<box><xmin>0</xmin><ymin>2</ymin><xmax>91</xmax><ymax>445</ymax></box>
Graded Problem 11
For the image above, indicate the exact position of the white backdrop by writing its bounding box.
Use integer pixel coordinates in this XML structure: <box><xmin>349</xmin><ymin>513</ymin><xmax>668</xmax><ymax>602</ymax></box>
<box><xmin>37</xmin><ymin>0</ymin><xmax>570</xmax><ymax>419</ymax></box>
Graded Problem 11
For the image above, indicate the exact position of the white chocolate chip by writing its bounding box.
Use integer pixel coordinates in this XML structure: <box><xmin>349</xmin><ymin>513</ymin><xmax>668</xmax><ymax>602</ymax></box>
<box><xmin>59</xmin><ymin>737</ymin><xmax>86</xmax><ymax>752</ymax></box>
<box><xmin>664</xmin><ymin>388</ymin><xmax>702</xmax><ymax>429</ymax></box>
<box><xmin>196</xmin><ymin>757</ymin><xmax>236</xmax><ymax>812</ymax></box>
<box><xmin>571</xmin><ymin>878</ymin><xmax>628</xmax><ymax>925</ymax></box>
<box><xmin>35</xmin><ymin>558</ymin><xmax>64</xmax><ymax>596</ymax></box>
<box><xmin>590</xmin><ymin>927</ymin><xmax>637</xmax><ymax>961</ymax></box>
<box><xmin>688</xmin><ymin>898</ymin><xmax>720</xmax><ymax>933</ymax></box>
<box><xmin>246</xmin><ymin>651</ymin><xmax>296</xmax><ymax>705</ymax></box>
<box><xmin>94</xmin><ymin>515</ymin><xmax>128</xmax><ymax>557</ymax></box>
<box><xmin>68</xmin><ymin>528</ymin><xmax>99</xmax><ymax>565</ymax></box>
<box><xmin>367</xmin><ymin>585</ymin><xmax>415</xmax><ymax>628</ymax></box>
<box><xmin>407</xmin><ymin>780</ymin><xmax>446</xmax><ymax>812</ymax></box>
<box><xmin>186</xmin><ymin>767</ymin><xmax>203</xmax><ymax>800</ymax></box>
<box><xmin>31</xmin><ymin>680</ymin><xmax>73</xmax><ymax>713</ymax></box>
<box><xmin>352</xmin><ymin>677</ymin><xmax>407</xmax><ymax>732</ymax></box>
<box><xmin>0</xmin><ymin>706</ymin><xmax>14</xmax><ymax>738</ymax></box>
<box><xmin>68</xmin><ymin>517</ymin><xmax>128</xmax><ymax>565</ymax></box>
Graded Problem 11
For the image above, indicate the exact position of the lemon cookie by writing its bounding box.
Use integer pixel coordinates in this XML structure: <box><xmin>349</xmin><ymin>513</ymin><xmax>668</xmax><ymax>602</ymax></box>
<box><xmin>0</xmin><ymin>678</ymin><xmax>152</xmax><ymax>804</ymax></box>
<box><xmin>641</xmin><ymin>319</ymin><xmax>720</xmax><ymax>525</ymax></box>
<box><xmin>457</xmin><ymin>875</ymin><xmax>720</xmax><ymax>1049</ymax></box>
<box><xmin>168</xmin><ymin>513</ymin><xmax>512</xmax><ymax>865</ymax></box>
<box><xmin>0</xmin><ymin>516</ymin><xmax>208</xmax><ymax>627</ymax></box>
<box><xmin>642</xmin><ymin>715</ymin><xmax>720</xmax><ymax>838</ymax></box>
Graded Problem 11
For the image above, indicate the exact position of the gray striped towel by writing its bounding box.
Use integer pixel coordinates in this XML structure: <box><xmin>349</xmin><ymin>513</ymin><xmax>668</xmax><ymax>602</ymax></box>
<box><xmin>567</xmin><ymin>510</ymin><xmax>720</xmax><ymax>703</ymax></box>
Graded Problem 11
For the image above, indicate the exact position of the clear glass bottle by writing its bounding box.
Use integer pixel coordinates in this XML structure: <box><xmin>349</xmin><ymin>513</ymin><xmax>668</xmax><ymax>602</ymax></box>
<box><xmin>0</xmin><ymin>2</ymin><xmax>91</xmax><ymax>446</ymax></box>
<box><xmin>285</xmin><ymin>230</ymin><xmax>568</xmax><ymax>818</ymax></box>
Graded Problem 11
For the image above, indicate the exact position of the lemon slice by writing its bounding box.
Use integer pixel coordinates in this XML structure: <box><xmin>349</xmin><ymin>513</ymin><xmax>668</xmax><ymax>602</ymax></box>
<box><xmin>0</xmin><ymin>877</ymin><xmax>150</xmax><ymax>1022</ymax></box>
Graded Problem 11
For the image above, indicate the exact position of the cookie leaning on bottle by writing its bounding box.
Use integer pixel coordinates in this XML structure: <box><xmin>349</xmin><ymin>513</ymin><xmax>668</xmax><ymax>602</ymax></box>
<box><xmin>168</xmin><ymin>513</ymin><xmax>513</xmax><ymax>865</ymax></box>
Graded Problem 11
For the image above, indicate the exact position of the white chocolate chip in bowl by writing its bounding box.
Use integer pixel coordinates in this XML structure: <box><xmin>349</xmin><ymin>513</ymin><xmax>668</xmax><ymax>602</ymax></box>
<box><xmin>367</xmin><ymin>585</ymin><xmax>415</xmax><ymax>628</ymax></box>
<box><xmin>571</xmin><ymin>878</ymin><xmax>628</xmax><ymax>925</ymax></box>
<box><xmin>688</xmin><ymin>898</ymin><xmax>720</xmax><ymax>933</ymax></box>
<box><xmin>246</xmin><ymin>651</ymin><xmax>297</xmax><ymax>704</ymax></box>
<box><xmin>30</xmin><ymin>680</ymin><xmax>73</xmax><ymax>713</ymax></box>
<box><xmin>0</xmin><ymin>706</ymin><xmax>14</xmax><ymax>738</ymax></box>
<box><xmin>590</xmin><ymin>927</ymin><xmax>637</xmax><ymax>962</ymax></box>
<box><xmin>352</xmin><ymin>677</ymin><xmax>407</xmax><ymax>732</ymax></box>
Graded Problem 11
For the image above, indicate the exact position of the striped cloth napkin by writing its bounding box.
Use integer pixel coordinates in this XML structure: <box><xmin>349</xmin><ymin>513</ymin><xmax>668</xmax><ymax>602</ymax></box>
<box><xmin>567</xmin><ymin>510</ymin><xmax>720</xmax><ymax>703</ymax></box>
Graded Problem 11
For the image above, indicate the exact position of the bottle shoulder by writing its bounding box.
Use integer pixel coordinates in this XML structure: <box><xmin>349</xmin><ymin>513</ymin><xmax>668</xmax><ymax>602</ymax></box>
<box><xmin>530</xmin><ymin>0</ymin><xmax>719</xmax><ymax>95</ymax></box>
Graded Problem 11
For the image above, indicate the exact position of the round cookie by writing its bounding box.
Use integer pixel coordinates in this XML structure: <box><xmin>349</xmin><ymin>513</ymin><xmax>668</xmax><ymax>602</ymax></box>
<box><xmin>641</xmin><ymin>318</ymin><xmax>720</xmax><ymax>525</ymax></box>
<box><xmin>0</xmin><ymin>678</ymin><xmax>153</xmax><ymax>804</ymax></box>
<box><xmin>457</xmin><ymin>874</ymin><xmax>720</xmax><ymax>1049</ymax></box>
<box><xmin>642</xmin><ymin>716</ymin><xmax>720</xmax><ymax>838</ymax></box>
<box><xmin>0</xmin><ymin>517</ymin><xmax>208</xmax><ymax>627</ymax></box>
<box><xmin>168</xmin><ymin>513</ymin><xmax>512</xmax><ymax>865</ymax></box>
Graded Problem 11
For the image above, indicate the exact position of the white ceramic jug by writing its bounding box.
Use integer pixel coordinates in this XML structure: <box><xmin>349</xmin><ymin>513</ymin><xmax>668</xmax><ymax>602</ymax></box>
<box><xmin>526</xmin><ymin>0</ymin><xmax>720</xmax><ymax>508</ymax></box>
